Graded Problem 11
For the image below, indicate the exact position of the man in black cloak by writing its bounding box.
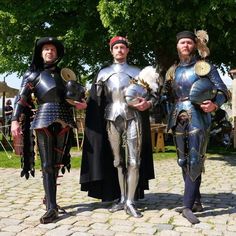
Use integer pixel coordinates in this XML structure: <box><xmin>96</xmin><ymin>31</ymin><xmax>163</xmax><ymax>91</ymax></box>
<box><xmin>80</xmin><ymin>36</ymin><xmax>155</xmax><ymax>218</ymax></box>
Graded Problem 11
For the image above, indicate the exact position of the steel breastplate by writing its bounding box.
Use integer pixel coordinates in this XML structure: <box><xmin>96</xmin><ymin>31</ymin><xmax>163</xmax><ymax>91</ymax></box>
<box><xmin>173</xmin><ymin>64</ymin><xmax>198</xmax><ymax>99</ymax></box>
<box><xmin>104</xmin><ymin>72</ymin><xmax>135</xmax><ymax>121</ymax></box>
<box><xmin>97</xmin><ymin>63</ymin><xmax>140</xmax><ymax>121</ymax></box>
<box><xmin>34</xmin><ymin>71</ymin><xmax>65</xmax><ymax>103</ymax></box>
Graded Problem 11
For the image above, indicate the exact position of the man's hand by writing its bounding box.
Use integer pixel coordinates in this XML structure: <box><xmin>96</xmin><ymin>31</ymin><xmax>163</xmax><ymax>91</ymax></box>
<box><xmin>200</xmin><ymin>100</ymin><xmax>218</xmax><ymax>113</ymax></box>
<box><xmin>74</xmin><ymin>99</ymin><xmax>87</xmax><ymax>110</ymax></box>
<box><xmin>11</xmin><ymin>120</ymin><xmax>22</xmax><ymax>137</ymax></box>
<box><xmin>131</xmin><ymin>97</ymin><xmax>152</xmax><ymax>111</ymax></box>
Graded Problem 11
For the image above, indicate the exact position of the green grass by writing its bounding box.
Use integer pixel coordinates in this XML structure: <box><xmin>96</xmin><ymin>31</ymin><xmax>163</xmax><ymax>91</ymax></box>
<box><xmin>0</xmin><ymin>144</ymin><xmax>235</xmax><ymax>169</ymax></box>
<box><xmin>0</xmin><ymin>146</ymin><xmax>82</xmax><ymax>169</ymax></box>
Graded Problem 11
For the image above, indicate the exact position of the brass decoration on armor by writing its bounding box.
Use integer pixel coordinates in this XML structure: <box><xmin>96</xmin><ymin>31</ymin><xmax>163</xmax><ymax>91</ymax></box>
<box><xmin>166</xmin><ymin>64</ymin><xmax>177</xmax><ymax>82</ymax></box>
<box><xmin>61</xmin><ymin>68</ymin><xmax>76</xmax><ymax>81</ymax></box>
<box><xmin>194</xmin><ymin>60</ymin><xmax>211</xmax><ymax>76</ymax></box>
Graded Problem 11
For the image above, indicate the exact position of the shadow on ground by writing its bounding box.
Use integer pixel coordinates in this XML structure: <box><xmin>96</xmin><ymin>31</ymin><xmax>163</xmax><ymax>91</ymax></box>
<box><xmin>56</xmin><ymin>191</ymin><xmax>236</xmax><ymax>222</ymax></box>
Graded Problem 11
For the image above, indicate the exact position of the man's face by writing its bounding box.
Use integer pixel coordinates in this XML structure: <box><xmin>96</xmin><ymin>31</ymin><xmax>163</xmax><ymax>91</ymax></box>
<box><xmin>177</xmin><ymin>38</ymin><xmax>196</xmax><ymax>58</ymax></box>
<box><xmin>41</xmin><ymin>44</ymin><xmax>58</xmax><ymax>64</ymax></box>
<box><xmin>110</xmin><ymin>43</ymin><xmax>129</xmax><ymax>63</ymax></box>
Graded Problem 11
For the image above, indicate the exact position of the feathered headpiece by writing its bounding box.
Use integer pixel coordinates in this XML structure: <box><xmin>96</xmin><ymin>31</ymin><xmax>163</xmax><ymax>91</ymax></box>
<box><xmin>194</xmin><ymin>30</ymin><xmax>210</xmax><ymax>58</ymax></box>
<box><xmin>136</xmin><ymin>66</ymin><xmax>160</xmax><ymax>92</ymax></box>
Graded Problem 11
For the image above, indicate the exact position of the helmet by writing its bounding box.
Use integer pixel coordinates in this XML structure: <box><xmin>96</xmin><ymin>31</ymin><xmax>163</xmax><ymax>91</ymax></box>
<box><xmin>125</xmin><ymin>83</ymin><xmax>148</xmax><ymax>105</ymax></box>
<box><xmin>65</xmin><ymin>80</ymin><xmax>85</xmax><ymax>105</ymax></box>
<box><xmin>189</xmin><ymin>77</ymin><xmax>217</xmax><ymax>105</ymax></box>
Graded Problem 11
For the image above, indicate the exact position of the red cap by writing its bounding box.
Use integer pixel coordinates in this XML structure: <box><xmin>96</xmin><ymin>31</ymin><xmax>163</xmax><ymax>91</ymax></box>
<box><xmin>109</xmin><ymin>36</ymin><xmax>129</xmax><ymax>49</ymax></box>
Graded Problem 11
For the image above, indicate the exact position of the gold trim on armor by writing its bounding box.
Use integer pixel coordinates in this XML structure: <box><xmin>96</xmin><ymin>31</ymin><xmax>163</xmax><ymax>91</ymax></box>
<box><xmin>194</xmin><ymin>60</ymin><xmax>211</xmax><ymax>76</ymax></box>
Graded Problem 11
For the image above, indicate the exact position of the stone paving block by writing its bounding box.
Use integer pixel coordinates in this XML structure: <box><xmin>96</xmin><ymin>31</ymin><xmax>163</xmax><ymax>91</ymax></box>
<box><xmin>44</xmin><ymin>228</ymin><xmax>74</xmax><ymax>236</ymax></box>
<box><xmin>174</xmin><ymin>226</ymin><xmax>202</xmax><ymax>234</ymax></box>
<box><xmin>155</xmin><ymin>223</ymin><xmax>173</xmax><ymax>231</ymax></box>
<box><xmin>1</xmin><ymin>225</ymin><xmax>27</xmax><ymax>233</ymax></box>
<box><xmin>71</xmin><ymin>233</ymin><xmax>94</xmax><ymax>236</ymax></box>
<box><xmin>109</xmin><ymin>219</ymin><xmax>134</xmax><ymax>227</ymax></box>
<box><xmin>0</xmin><ymin>218</ymin><xmax>22</xmax><ymax>226</ymax></box>
<box><xmin>157</xmin><ymin>229</ymin><xmax>181</xmax><ymax>236</ymax></box>
<box><xmin>70</xmin><ymin>225</ymin><xmax>89</xmax><ymax>232</ymax></box>
<box><xmin>90</xmin><ymin>222</ymin><xmax>109</xmax><ymax>230</ymax></box>
<box><xmin>222</xmin><ymin>232</ymin><xmax>236</xmax><ymax>236</ymax></box>
<box><xmin>0</xmin><ymin>232</ymin><xmax>16</xmax><ymax>236</ymax></box>
<box><xmin>15</xmin><ymin>226</ymin><xmax>48</xmax><ymax>236</ymax></box>
<box><xmin>109</xmin><ymin>224</ymin><xmax>134</xmax><ymax>233</ymax></box>
<box><xmin>87</xmin><ymin>229</ymin><xmax>114</xmax><ymax>236</ymax></box>
<box><xmin>115</xmin><ymin>232</ymin><xmax>140</xmax><ymax>236</ymax></box>
<box><xmin>201</xmin><ymin>229</ymin><xmax>222</xmax><ymax>235</ymax></box>
<box><xmin>133</xmin><ymin>226</ymin><xmax>157</xmax><ymax>235</ymax></box>
<box><xmin>227</xmin><ymin>225</ymin><xmax>236</xmax><ymax>232</ymax></box>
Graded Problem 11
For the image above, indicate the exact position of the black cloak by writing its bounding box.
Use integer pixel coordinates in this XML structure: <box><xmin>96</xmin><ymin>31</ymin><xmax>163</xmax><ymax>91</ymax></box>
<box><xmin>80</xmin><ymin>74</ymin><xmax>155</xmax><ymax>202</ymax></box>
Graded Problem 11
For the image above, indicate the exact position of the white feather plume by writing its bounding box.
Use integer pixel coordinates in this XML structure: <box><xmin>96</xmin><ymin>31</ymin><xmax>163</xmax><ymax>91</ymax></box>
<box><xmin>136</xmin><ymin>66</ymin><xmax>160</xmax><ymax>92</ymax></box>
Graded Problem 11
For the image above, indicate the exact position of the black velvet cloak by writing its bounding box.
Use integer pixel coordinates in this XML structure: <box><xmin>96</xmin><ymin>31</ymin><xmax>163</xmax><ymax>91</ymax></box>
<box><xmin>80</xmin><ymin>75</ymin><xmax>155</xmax><ymax>202</ymax></box>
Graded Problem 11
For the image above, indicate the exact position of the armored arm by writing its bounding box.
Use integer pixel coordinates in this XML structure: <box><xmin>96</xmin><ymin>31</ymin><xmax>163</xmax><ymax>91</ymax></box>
<box><xmin>209</xmin><ymin>65</ymin><xmax>230</xmax><ymax>108</ymax></box>
<box><xmin>12</xmin><ymin>71</ymin><xmax>39</xmax><ymax>121</ymax></box>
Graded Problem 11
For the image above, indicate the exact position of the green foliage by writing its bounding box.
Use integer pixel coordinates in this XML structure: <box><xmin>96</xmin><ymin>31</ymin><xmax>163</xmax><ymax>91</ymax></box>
<box><xmin>98</xmin><ymin>0</ymin><xmax>236</xmax><ymax>71</ymax></box>
<box><xmin>0</xmin><ymin>0</ymin><xmax>236</xmax><ymax>79</ymax></box>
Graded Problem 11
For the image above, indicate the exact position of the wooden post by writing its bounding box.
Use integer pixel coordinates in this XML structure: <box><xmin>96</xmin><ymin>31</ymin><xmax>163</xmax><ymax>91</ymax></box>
<box><xmin>229</xmin><ymin>69</ymin><xmax>236</xmax><ymax>148</ymax></box>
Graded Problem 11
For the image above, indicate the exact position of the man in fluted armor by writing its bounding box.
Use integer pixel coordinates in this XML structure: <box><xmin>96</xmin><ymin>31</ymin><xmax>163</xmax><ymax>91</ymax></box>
<box><xmin>164</xmin><ymin>30</ymin><xmax>230</xmax><ymax>224</ymax></box>
<box><xmin>11</xmin><ymin>37</ymin><xmax>87</xmax><ymax>224</ymax></box>
<box><xmin>80</xmin><ymin>36</ymin><xmax>155</xmax><ymax>218</ymax></box>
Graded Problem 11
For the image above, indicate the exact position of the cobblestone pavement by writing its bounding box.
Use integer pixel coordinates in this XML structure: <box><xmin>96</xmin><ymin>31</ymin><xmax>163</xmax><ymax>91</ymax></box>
<box><xmin>0</xmin><ymin>154</ymin><xmax>236</xmax><ymax>236</ymax></box>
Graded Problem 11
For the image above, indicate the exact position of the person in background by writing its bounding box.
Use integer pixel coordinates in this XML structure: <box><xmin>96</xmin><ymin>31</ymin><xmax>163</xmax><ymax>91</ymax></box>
<box><xmin>4</xmin><ymin>99</ymin><xmax>13</xmax><ymax>139</ymax></box>
<box><xmin>164</xmin><ymin>30</ymin><xmax>230</xmax><ymax>224</ymax></box>
<box><xmin>80</xmin><ymin>36</ymin><xmax>155</xmax><ymax>218</ymax></box>
<box><xmin>11</xmin><ymin>37</ymin><xmax>87</xmax><ymax>224</ymax></box>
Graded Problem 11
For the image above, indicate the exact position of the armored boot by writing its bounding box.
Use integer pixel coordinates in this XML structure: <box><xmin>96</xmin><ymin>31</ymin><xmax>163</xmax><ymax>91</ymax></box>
<box><xmin>40</xmin><ymin>208</ymin><xmax>58</xmax><ymax>224</ymax></box>
<box><xmin>125</xmin><ymin>202</ymin><xmax>142</xmax><ymax>218</ymax></box>
<box><xmin>109</xmin><ymin>167</ymin><xmax>126</xmax><ymax>213</ymax></box>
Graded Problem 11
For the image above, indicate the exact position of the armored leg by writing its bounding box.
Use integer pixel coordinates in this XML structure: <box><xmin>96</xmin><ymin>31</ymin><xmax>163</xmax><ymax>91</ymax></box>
<box><xmin>107</xmin><ymin>118</ymin><xmax>126</xmax><ymax>212</ymax></box>
<box><xmin>188</xmin><ymin>127</ymin><xmax>208</xmax><ymax>181</ymax></box>
<box><xmin>125</xmin><ymin>118</ymin><xmax>142</xmax><ymax>218</ymax></box>
<box><xmin>173</xmin><ymin>112</ymin><xmax>189</xmax><ymax>167</ymax></box>
<box><xmin>36</xmin><ymin>127</ymin><xmax>58</xmax><ymax>223</ymax></box>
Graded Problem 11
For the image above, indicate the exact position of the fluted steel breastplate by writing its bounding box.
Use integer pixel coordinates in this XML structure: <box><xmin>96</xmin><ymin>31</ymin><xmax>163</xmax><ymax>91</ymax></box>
<box><xmin>105</xmin><ymin>72</ymin><xmax>135</xmax><ymax>121</ymax></box>
<box><xmin>173</xmin><ymin>63</ymin><xmax>198</xmax><ymax>99</ymax></box>
<box><xmin>98</xmin><ymin>63</ymin><xmax>140</xmax><ymax>121</ymax></box>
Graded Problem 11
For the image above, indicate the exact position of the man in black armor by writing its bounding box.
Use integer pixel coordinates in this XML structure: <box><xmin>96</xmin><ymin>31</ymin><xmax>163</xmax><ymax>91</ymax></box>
<box><xmin>164</xmin><ymin>30</ymin><xmax>230</xmax><ymax>224</ymax></box>
<box><xmin>11</xmin><ymin>37</ymin><xmax>87</xmax><ymax>224</ymax></box>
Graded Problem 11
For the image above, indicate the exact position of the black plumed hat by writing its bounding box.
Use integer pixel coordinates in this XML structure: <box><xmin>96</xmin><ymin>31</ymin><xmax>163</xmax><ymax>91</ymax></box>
<box><xmin>30</xmin><ymin>37</ymin><xmax>64</xmax><ymax>70</ymax></box>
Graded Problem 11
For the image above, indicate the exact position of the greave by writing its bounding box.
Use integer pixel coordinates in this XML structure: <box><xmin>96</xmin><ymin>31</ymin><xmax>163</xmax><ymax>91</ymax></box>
<box><xmin>126</xmin><ymin>118</ymin><xmax>141</xmax><ymax>204</ymax></box>
<box><xmin>36</xmin><ymin>128</ymin><xmax>57</xmax><ymax>210</ymax></box>
<box><xmin>126</xmin><ymin>164</ymin><xmax>139</xmax><ymax>204</ymax></box>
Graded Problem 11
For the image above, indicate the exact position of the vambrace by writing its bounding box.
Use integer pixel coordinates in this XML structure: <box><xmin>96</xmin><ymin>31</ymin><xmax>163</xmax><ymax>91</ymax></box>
<box><xmin>12</xmin><ymin>71</ymin><xmax>38</xmax><ymax>121</ymax></box>
<box><xmin>209</xmin><ymin>66</ymin><xmax>230</xmax><ymax>102</ymax></box>
<box><xmin>214</xmin><ymin>91</ymin><xmax>227</xmax><ymax>108</ymax></box>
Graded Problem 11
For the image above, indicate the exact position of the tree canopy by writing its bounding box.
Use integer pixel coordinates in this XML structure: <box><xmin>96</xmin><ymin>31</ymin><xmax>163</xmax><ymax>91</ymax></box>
<box><xmin>0</xmin><ymin>0</ymin><xmax>236</xmax><ymax>81</ymax></box>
